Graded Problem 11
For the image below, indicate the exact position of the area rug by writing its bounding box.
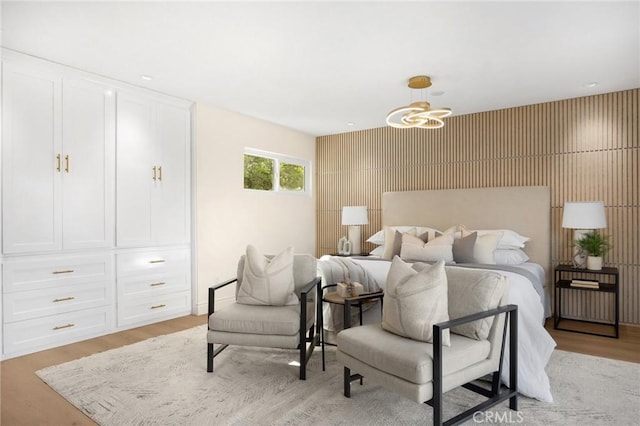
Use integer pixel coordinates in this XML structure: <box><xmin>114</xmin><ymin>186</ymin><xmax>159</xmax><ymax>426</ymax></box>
<box><xmin>36</xmin><ymin>325</ymin><xmax>640</xmax><ymax>425</ymax></box>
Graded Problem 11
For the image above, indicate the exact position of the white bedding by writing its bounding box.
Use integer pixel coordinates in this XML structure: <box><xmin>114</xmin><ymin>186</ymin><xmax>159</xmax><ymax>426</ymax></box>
<box><xmin>319</xmin><ymin>257</ymin><xmax>556</xmax><ymax>403</ymax></box>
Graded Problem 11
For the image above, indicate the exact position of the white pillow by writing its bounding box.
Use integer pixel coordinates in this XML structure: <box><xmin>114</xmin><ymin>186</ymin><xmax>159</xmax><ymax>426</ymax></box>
<box><xmin>367</xmin><ymin>226</ymin><xmax>416</xmax><ymax>245</ymax></box>
<box><xmin>445</xmin><ymin>267</ymin><xmax>508</xmax><ymax>340</ymax></box>
<box><xmin>369</xmin><ymin>245</ymin><xmax>384</xmax><ymax>257</ymax></box>
<box><xmin>475</xmin><ymin>229</ymin><xmax>530</xmax><ymax>249</ymax></box>
<box><xmin>462</xmin><ymin>229</ymin><xmax>501</xmax><ymax>264</ymax></box>
<box><xmin>399</xmin><ymin>233</ymin><xmax>454</xmax><ymax>263</ymax></box>
<box><xmin>237</xmin><ymin>245</ymin><xmax>298</xmax><ymax>306</ymax></box>
<box><xmin>382</xmin><ymin>257</ymin><xmax>450</xmax><ymax>346</ymax></box>
<box><xmin>494</xmin><ymin>248</ymin><xmax>530</xmax><ymax>265</ymax></box>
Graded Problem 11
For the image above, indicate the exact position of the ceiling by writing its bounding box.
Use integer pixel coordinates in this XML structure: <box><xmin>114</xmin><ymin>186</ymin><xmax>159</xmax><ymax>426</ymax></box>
<box><xmin>1</xmin><ymin>1</ymin><xmax>638</xmax><ymax>137</ymax></box>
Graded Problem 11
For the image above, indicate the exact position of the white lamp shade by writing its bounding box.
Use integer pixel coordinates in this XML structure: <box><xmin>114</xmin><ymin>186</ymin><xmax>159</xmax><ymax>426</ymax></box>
<box><xmin>341</xmin><ymin>206</ymin><xmax>369</xmax><ymax>225</ymax></box>
<box><xmin>561</xmin><ymin>201</ymin><xmax>607</xmax><ymax>229</ymax></box>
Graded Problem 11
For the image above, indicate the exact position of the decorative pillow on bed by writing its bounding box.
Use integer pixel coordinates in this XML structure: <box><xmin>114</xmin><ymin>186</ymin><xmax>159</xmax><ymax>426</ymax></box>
<box><xmin>381</xmin><ymin>227</ymin><xmax>434</xmax><ymax>260</ymax></box>
<box><xmin>452</xmin><ymin>231</ymin><xmax>477</xmax><ymax>263</ymax></box>
<box><xmin>461</xmin><ymin>229</ymin><xmax>501</xmax><ymax>264</ymax></box>
<box><xmin>475</xmin><ymin>229</ymin><xmax>530</xmax><ymax>249</ymax></box>
<box><xmin>382</xmin><ymin>257</ymin><xmax>450</xmax><ymax>346</ymax></box>
<box><xmin>237</xmin><ymin>245</ymin><xmax>298</xmax><ymax>306</ymax></box>
<box><xmin>367</xmin><ymin>226</ymin><xmax>441</xmax><ymax>246</ymax></box>
<box><xmin>400</xmin><ymin>233</ymin><xmax>454</xmax><ymax>263</ymax></box>
<box><xmin>494</xmin><ymin>248</ymin><xmax>530</xmax><ymax>265</ymax></box>
<box><xmin>444</xmin><ymin>267</ymin><xmax>507</xmax><ymax>340</ymax></box>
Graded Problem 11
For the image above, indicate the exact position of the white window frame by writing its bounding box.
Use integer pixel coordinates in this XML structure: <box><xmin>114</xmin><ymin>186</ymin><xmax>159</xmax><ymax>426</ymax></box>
<box><xmin>243</xmin><ymin>148</ymin><xmax>311</xmax><ymax>196</ymax></box>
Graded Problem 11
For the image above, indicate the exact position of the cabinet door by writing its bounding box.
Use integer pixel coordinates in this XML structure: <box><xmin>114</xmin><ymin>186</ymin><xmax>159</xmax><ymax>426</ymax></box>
<box><xmin>62</xmin><ymin>79</ymin><xmax>115</xmax><ymax>250</ymax></box>
<box><xmin>2</xmin><ymin>62</ymin><xmax>62</xmax><ymax>253</ymax></box>
<box><xmin>116</xmin><ymin>93</ymin><xmax>155</xmax><ymax>247</ymax></box>
<box><xmin>153</xmin><ymin>103</ymin><xmax>190</xmax><ymax>245</ymax></box>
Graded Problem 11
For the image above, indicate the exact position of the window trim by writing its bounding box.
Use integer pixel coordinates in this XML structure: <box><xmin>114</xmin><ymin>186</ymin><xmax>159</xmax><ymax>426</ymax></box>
<box><xmin>243</xmin><ymin>148</ymin><xmax>311</xmax><ymax>196</ymax></box>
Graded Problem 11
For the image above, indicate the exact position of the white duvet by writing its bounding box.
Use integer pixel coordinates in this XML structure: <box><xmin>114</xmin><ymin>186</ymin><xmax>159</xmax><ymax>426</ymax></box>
<box><xmin>323</xmin><ymin>257</ymin><xmax>557</xmax><ymax>403</ymax></box>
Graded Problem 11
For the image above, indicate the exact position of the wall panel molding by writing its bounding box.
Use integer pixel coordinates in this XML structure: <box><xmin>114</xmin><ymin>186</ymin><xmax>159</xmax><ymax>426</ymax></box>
<box><xmin>316</xmin><ymin>89</ymin><xmax>639</xmax><ymax>325</ymax></box>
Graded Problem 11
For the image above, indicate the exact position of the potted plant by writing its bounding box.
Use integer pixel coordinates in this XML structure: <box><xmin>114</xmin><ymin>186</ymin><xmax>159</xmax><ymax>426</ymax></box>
<box><xmin>574</xmin><ymin>231</ymin><xmax>611</xmax><ymax>270</ymax></box>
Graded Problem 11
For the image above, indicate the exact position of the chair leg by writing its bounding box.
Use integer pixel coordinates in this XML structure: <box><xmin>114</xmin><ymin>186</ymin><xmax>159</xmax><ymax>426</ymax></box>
<box><xmin>343</xmin><ymin>367</ymin><xmax>351</xmax><ymax>397</ymax></box>
<box><xmin>299</xmin><ymin>333</ymin><xmax>307</xmax><ymax>381</ymax></box>
<box><xmin>207</xmin><ymin>343</ymin><xmax>214</xmax><ymax>372</ymax></box>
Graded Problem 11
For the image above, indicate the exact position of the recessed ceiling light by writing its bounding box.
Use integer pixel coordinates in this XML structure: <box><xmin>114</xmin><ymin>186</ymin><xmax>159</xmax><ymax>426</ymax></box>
<box><xmin>140</xmin><ymin>74</ymin><xmax>153</xmax><ymax>81</ymax></box>
<box><xmin>586</xmin><ymin>82</ymin><xmax>598</xmax><ymax>88</ymax></box>
<box><xmin>347</xmin><ymin>122</ymin><xmax>354</xmax><ymax>126</ymax></box>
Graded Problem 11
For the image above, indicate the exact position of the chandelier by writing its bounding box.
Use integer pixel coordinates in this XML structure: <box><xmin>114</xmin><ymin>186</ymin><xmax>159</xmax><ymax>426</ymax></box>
<box><xmin>386</xmin><ymin>76</ymin><xmax>452</xmax><ymax>129</ymax></box>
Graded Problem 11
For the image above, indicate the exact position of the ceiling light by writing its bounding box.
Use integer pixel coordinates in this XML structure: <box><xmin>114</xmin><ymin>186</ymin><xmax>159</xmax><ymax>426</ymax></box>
<box><xmin>586</xmin><ymin>82</ymin><xmax>598</xmax><ymax>88</ymax></box>
<box><xmin>140</xmin><ymin>74</ymin><xmax>153</xmax><ymax>81</ymax></box>
<box><xmin>386</xmin><ymin>76</ymin><xmax>452</xmax><ymax>129</ymax></box>
<box><xmin>347</xmin><ymin>122</ymin><xmax>354</xmax><ymax>126</ymax></box>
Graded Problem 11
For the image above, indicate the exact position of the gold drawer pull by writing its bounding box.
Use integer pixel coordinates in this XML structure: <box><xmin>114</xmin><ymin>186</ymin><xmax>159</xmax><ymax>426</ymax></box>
<box><xmin>53</xmin><ymin>296</ymin><xmax>75</xmax><ymax>303</ymax></box>
<box><xmin>52</xmin><ymin>269</ymin><xmax>74</xmax><ymax>274</ymax></box>
<box><xmin>53</xmin><ymin>323</ymin><xmax>75</xmax><ymax>330</ymax></box>
<box><xmin>151</xmin><ymin>304</ymin><xmax>166</xmax><ymax>309</ymax></box>
<box><xmin>150</xmin><ymin>282</ymin><xmax>166</xmax><ymax>287</ymax></box>
<box><xmin>149</xmin><ymin>259</ymin><xmax>165</xmax><ymax>264</ymax></box>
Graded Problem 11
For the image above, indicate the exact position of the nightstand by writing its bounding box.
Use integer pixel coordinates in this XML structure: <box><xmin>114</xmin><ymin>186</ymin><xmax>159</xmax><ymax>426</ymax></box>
<box><xmin>554</xmin><ymin>264</ymin><xmax>619</xmax><ymax>338</ymax></box>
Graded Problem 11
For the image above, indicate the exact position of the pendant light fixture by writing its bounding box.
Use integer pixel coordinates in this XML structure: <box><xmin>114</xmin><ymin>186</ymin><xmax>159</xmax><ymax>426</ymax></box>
<box><xmin>386</xmin><ymin>76</ymin><xmax>452</xmax><ymax>129</ymax></box>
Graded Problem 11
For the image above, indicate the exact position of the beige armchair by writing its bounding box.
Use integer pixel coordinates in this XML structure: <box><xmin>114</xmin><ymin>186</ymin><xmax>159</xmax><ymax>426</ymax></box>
<box><xmin>207</xmin><ymin>253</ymin><xmax>321</xmax><ymax>380</ymax></box>
<box><xmin>337</xmin><ymin>265</ymin><xmax>518</xmax><ymax>426</ymax></box>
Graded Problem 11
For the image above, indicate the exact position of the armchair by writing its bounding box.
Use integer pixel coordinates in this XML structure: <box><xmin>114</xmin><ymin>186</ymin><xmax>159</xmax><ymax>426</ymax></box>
<box><xmin>207</xmin><ymin>253</ymin><xmax>321</xmax><ymax>380</ymax></box>
<box><xmin>336</xmin><ymin>264</ymin><xmax>518</xmax><ymax>426</ymax></box>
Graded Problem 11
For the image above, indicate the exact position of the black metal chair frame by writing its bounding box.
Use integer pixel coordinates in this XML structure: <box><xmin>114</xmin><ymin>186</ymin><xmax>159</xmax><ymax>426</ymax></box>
<box><xmin>207</xmin><ymin>275</ymin><xmax>322</xmax><ymax>380</ymax></box>
<box><xmin>342</xmin><ymin>295</ymin><xmax>518</xmax><ymax>426</ymax></box>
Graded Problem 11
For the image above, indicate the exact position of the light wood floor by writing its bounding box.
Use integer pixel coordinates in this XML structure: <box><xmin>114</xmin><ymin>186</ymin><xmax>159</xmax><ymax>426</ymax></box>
<box><xmin>2</xmin><ymin>315</ymin><xmax>639</xmax><ymax>426</ymax></box>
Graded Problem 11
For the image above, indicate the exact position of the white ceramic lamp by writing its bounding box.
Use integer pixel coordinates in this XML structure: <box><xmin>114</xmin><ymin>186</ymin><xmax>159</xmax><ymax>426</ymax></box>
<box><xmin>341</xmin><ymin>206</ymin><xmax>369</xmax><ymax>255</ymax></box>
<box><xmin>561</xmin><ymin>201</ymin><xmax>607</xmax><ymax>268</ymax></box>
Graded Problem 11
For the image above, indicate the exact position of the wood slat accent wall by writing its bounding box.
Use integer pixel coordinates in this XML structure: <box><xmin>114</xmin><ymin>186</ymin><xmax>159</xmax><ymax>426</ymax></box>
<box><xmin>316</xmin><ymin>89</ymin><xmax>639</xmax><ymax>325</ymax></box>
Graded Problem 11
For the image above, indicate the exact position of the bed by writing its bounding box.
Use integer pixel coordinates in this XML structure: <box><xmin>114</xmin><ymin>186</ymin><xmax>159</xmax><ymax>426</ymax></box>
<box><xmin>318</xmin><ymin>186</ymin><xmax>556</xmax><ymax>403</ymax></box>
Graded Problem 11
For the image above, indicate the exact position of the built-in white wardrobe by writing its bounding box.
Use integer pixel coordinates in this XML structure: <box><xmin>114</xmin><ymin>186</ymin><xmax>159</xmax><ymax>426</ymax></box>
<box><xmin>1</xmin><ymin>50</ymin><xmax>193</xmax><ymax>359</ymax></box>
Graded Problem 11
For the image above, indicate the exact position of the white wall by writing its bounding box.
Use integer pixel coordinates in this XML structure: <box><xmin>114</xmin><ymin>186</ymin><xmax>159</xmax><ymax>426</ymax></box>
<box><xmin>194</xmin><ymin>103</ymin><xmax>316</xmax><ymax>313</ymax></box>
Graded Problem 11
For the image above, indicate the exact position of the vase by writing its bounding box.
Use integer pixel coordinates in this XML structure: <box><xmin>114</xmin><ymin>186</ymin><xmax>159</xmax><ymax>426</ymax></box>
<box><xmin>586</xmin><ymin>256</ymin><xmax>603</xmax><ymax>271</ymax></box>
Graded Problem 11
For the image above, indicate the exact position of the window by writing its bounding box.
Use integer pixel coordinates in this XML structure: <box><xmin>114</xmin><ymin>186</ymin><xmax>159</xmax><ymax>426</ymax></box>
<box><xmin>243</xmin><ymin>148</ymin><xmax>311</xmax><ymax>195</ymax></box>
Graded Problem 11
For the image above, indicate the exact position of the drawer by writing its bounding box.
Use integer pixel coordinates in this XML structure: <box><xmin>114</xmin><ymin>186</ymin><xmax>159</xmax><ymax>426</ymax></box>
<box><xmin>118</xmin><ymin>272</ymin><xmax>188</xmax><ymax>298</ymax></box>
<box><xmin>117</xmin><ymin>291</ymin><xmax>190</xmax><ymax>327</ymax></box>
<box><xmin>3</xmin><ymin>254</ymin><xmax>114</xmax><ymax>293</ymax></box>
<box><xmin>3</xmin><ymin>306</ymin><xmax>113</xmax><ymax>356</ymax></box>
<box><xmin>4</xmin><ymin>281</ymin><xmax>112</xmax><ymax>322</ymax></box>
<box><xmin>117</xmin><ymin>248</ymin><xmax>189</xmax><ymax>278</ymax></box>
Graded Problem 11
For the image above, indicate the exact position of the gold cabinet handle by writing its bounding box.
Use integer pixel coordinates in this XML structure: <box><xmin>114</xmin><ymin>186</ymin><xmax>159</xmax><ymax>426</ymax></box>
<box><xmin>158</xmin><ymin>166</ymin><xmax>162</xmax><ymax>181</ymax></box>
<box><xmin>56</xmin><ymin>154</ymin><xmax>61</xmax><ymax>172</ymax></box>
<box><xmin>149</xmin><ymin>259</ymin><xmax>165</xmax><ymax>264</ymax></box>
<box><xmin>153</xmin><ymin>166</ymin><xmax>157</xmax><ymax>181</ymax></box>
<box><xmin>150</xmin><ymin>282</ymin><xmax>166</xmax><ymax>287</ymax></box>
<box><xmin>64</xmin><ymin>154</ymin><xmax>70</xmax><ymax>173</ymax></box>
<box><xmin>53</xmin><ymin>323</ymin><xmax>75</xmax><ymax>330</ymax></box>
<box><xmin>53</xmin><ymin>296</ymin><xmax>75</xmax><ymax>302</ymax></box>
<box><xmin>151</xmin><ymin>304</ymin><xmax>166</xmax><ymax>309</ymax></box>
<box><xmin>52</xmin><ymin>269</ymin><xmax>74</xmax><ymax>274</ymax></box>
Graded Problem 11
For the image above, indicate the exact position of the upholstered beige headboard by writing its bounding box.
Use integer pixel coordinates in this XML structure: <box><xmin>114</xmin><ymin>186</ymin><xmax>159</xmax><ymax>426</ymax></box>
<box><xmin>382</xmin><ymin>186</ymin><xmax>551</xmax><ymax>285</ymax></box>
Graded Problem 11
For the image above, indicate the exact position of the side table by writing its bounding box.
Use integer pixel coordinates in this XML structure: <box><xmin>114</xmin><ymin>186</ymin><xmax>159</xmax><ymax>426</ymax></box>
<box><xmin>554</xmin><ymin>264</ymin><xmax>619</xmax><ymax>338</ymax></box>
<box><xmin>320</xmin><ymin>283</ymin><xmax>383</xmax><ymax>371</ymax></box>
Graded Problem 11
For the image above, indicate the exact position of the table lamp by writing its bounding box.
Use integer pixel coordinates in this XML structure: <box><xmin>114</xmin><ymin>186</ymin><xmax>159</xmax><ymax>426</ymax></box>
<box><xmin>341</xmin><ymin>206</ymin><xmax>369</xmax><ymax>255</ymax></box>
<box><xmin>561</xmin><ymin>201</ymin><xmax>607</xmax><ymax>268</ymax></box>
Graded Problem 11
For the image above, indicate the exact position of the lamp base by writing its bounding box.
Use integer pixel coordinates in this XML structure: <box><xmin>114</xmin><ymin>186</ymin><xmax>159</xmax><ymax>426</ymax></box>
<box><xmin>347</xmin><ymin>225</ymin><xmax>362</xmax><ymax>255</ymax></box>
<box><xmin>572</xmin><ymin>229</ymin><xmax>588</xmax><ymax>269</ymax></box>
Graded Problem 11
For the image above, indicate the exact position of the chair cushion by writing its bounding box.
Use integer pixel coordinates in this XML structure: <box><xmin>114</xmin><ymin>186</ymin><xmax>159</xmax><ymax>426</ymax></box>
<box><xmin>337</xmin><ymin>324</ymin><xmax>490</xmax><ymax>385</ymax></box>
<box><xmin>382</xmin><ymin>258</ymin><xmax>450</xmax><ymax>346</ymax></box>
<box><xmin>237</xmin><ymin>245</ymin><xmax>298</xmax><ymax>306</ymax></box>
<box><xmin>210</xmin><ymin>303</ymin><xmax>301</xmax><ymax>336</ymax></box>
